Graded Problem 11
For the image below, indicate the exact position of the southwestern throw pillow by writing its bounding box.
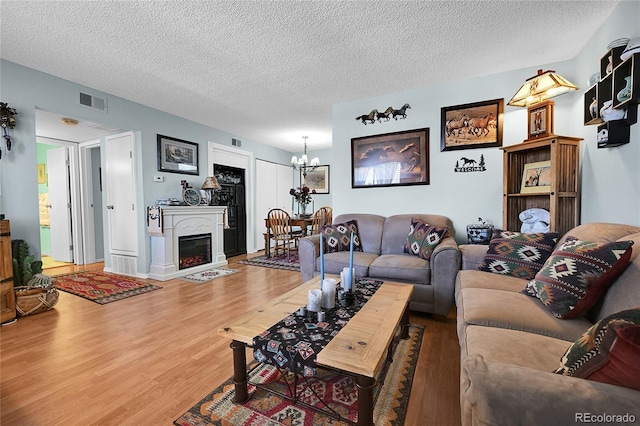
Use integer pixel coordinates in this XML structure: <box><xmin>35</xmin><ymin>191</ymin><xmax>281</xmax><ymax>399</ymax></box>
<box><xmin>555</xmin><ymin>308</ymin><xmax>640</xmax><ymax>391</ymax></box>
<box><xmin>522</xmin><ymin>237</ymin><xmax>634</xmax><ymax>319</ymax></box>
<box><xmin>322</xmin><ymin>220</ymin><xmax>362</xmax><ymax>254</ymax></box>
<box><xmin>477</xmin><ymin>230</ymin><xmax>559</xmax><ymax>280</ymax></box>
<box><xmin>403</xmin><ymin>217</ymin><xmax>448</xmax><ymax>261</ymax></box>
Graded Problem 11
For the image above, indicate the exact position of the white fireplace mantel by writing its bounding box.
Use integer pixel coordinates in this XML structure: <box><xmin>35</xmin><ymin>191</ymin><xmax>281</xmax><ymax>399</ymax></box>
<box><xmin>149</xmin><ymin>206</ymin><xmax>227</xmax><ymax>281</ymax></box>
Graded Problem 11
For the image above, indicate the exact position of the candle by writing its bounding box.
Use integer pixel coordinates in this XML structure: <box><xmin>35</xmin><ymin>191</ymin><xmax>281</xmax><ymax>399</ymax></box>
<box><xmin>317</xmin><ymin>311</ymin><xmax>325</xmax><ymax>322</ymax></box>
<box><xmin>320</xmin><ymin>232</ymin><xmax>324</xmax><ymax>281</ymax></box>
<box><xmin>307</xmin><ymin>289</ymin><xmax>322</xmax><ymax>312</ymax></box>
<box><xmin>348</xmin><ymin>232</ymin><xmax>354</xmax><ymax>290</ymax></box>
<box><xmin>321</xmin><ymin>278</ymin><xmax>336</xmax><ymax>309</ymax></box>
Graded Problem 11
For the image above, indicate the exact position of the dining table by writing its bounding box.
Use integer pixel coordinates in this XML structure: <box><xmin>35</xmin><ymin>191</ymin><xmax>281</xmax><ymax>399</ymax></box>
<box><xmin>263</xmin><ymin>215</ymin><xmax>312</xmax><ymax>257</ymax></box>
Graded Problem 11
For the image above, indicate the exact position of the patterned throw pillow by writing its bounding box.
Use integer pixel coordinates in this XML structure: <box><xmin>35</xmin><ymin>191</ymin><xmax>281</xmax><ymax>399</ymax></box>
<box><xmin>522</xmin><ymin>237</ymin><xmax>634</xmax><ymax>319</ymax></box>
<box><xmin>321</xmin><ymin>220</ymin><xmax>362</xmax><ymax>253</ymax></box>
<box><xmin>404</xmin><ymin>218</ymin><xmax>449</xmax><ymax>260</ymax></box>
<box><xmin>477</xmin><ymin>230</ymin><xmax>559</xmax><ymax>280</ymax></box>
<box><xmin>555</xmin><ymin>308</ymin><xmax>640</xmax><ymax>391</ymax></box>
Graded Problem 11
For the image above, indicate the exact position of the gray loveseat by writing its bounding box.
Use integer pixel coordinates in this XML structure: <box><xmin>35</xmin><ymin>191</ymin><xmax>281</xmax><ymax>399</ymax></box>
<box><xmin>456</xmin><ymin>222</ymin><xmax>640</xmax><ymax>425</ymax></box>
<box><xmin>299</xmin><ymin>213</ymin><xmax>461</xmax><ymax>317</ymax></box>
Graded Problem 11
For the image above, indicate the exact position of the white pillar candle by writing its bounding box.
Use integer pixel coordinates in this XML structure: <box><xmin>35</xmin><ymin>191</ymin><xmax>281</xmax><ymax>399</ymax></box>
<box><xmin>307</xmin><ymin>289</ymin><xmax>322</xmax><ymax>312</ymax></box>
<box><xmin>321</xmin><ymin>278</ymin><xmax>337</xmax><ymax>310</ymax></box>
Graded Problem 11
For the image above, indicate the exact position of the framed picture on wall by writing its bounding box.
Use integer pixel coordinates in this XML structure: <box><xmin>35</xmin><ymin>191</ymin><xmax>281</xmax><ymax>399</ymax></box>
<box><xmin>157</xmin><ymin>134</ymin><xmax>199</xmax><ymax>175</ymax></box>
<box><xmin>351</xmin><ymin>128</ymin><xmax>429</xmax><ymax>188</ymax></box>
<box><xmin>440</xmin><ymin>98</ymin><xmax>504</xmax><ymax>151</ymax></box>
<box><xmin>301</xmin><ymin>165</ymin><xmax>330</xmax><ymax>194</ymax></box>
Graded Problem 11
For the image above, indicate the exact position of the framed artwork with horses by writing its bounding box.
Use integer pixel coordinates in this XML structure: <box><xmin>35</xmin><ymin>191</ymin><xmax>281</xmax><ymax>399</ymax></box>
<box><xmin>440</xmin><ymin>98</ymin><xmax>504</xmax><ymax>151</ymax></box>
<box><xmin>351</xmin><ymin>128</ymin><xmax>429</xmax><ymax>189</ymax></box>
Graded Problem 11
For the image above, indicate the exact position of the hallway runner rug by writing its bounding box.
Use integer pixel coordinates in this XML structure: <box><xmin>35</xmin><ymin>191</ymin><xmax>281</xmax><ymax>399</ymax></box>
<box><xmin>53</xmin><ymin>271</ymin><xmax>162</xmax><ymax>305</ymax></box>
<box><xmin>180</xmin><ymin>267</ymin><xmax>239</xmax><ymax>283</ymax></box>
<box><xmin>174</xmin><ymin>325</ymin><xmax>423</xmax><ymax>426</ymax></box>
<box><xmin>237</xmin><ymin>253</ymin><xmax>300</xmax><ymax>271</ymax></box>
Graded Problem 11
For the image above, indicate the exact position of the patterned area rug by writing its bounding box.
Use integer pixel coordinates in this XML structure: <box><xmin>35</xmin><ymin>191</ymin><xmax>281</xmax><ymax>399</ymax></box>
<box><xmin>180</xmin><ymin>267</ymin><xmax>239</xmax><ymax>283</ymax></box>
<box><xmin>174</xmin><ymin>325</ymin><xmax>423</xmax><ymax>426</ymax></box>
<box><xmin>53</xmin><ymin>271</ymin><xmax>162</xmax><ymax>305</ymax></box>
<box><xmin>238</xmin><ymin>253</ymin><xmax>300</xmax><ymax>271</ymax></box>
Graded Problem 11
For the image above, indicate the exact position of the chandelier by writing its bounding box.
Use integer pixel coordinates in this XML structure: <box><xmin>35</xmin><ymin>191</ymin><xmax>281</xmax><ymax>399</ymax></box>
<box><xmin>290</xmin><ymin>136</ymin><xmax>319</xmax><ymax>177</ymax></box>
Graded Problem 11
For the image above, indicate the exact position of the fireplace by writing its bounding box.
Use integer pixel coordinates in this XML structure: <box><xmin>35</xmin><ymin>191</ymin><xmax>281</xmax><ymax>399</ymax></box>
<box><xmin>179</xmin><ymin>233</ymin><xmax>212</xmax><ymax>269</ymax></box>
<box><xmin>149</xmin><ymin>206</ymin><xmax>227</xmax><ymax>281</ymax></box>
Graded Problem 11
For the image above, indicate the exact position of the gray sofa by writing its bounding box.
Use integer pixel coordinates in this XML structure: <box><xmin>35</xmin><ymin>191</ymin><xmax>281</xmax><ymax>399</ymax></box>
<box><xmin>456</xmin><ymin>223</ymin><xmax>640</xmax><ymax>426</ymax></box>
<box><xmin>299</xmin><ymin>213</ymin><xmax>461</xmax><ymax>317</ymax></box>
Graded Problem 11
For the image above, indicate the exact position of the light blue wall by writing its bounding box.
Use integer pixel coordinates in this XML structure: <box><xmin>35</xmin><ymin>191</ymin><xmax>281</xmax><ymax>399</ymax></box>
<box><xmin>331</xmin><ymin>1</ymin><xmax>639</xmax><ymax>241</ymax></box>
<box><xmin>0</xmin><ymin>60</ymin><xmax>294</xmax><ymax>273</ymax></box>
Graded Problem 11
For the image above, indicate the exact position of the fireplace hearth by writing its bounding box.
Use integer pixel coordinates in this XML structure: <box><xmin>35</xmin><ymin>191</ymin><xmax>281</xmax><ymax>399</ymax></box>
<box><xmin>179</xmin><ymin>233</ymin><xmax>212</xmax><ymax>269</ymax></box>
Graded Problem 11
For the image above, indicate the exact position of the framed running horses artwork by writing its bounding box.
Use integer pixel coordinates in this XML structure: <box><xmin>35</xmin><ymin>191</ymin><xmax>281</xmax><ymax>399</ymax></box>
<box><xmin>440</xmin><ymin>98</ymin><xmax>504</xmax><ymax>151</ymax></box>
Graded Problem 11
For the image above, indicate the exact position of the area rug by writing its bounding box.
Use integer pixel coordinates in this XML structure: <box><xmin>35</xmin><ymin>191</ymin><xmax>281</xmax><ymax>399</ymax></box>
<box><xmin>180</xmin><ymin>267</ymin><xmax>239</xmax><ymax>283</ymax></box>
<box><xmin>238</xmin><ymin>253</ymin><xmax>300</xmax><ymax>271</ymax></box>
<box><xmin>53</xmin><ymin>271</ymin><xmax>162</xmax><ymax>305</ymax></box>
<box><xmin>174</xmin><ymin>325</ymin><xmax>423</xmax><ymax>426</ymax></box>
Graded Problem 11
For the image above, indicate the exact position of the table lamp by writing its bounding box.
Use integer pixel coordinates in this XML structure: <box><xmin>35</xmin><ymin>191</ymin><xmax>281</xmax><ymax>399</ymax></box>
<box><xmin>202</xmin><ymin>176</ymin><xmax>221</xmax><ymax>205</ymax></box>
<box><xmin>508</xmin><ymin>69</ymin><xmax>578</xmax><ymax>141</ymax></box>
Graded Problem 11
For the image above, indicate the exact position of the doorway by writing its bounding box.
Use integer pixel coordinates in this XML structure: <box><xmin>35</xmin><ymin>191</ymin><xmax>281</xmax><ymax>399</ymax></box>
<box><xmin>215</xmin><ymin>164</ymin><xmax>247</xmax><ymax>257</ymax></box>
<box><xmin>34</xmin><ymin>109</ymin><xmax>118</xmax><ymax>270</ymax></box>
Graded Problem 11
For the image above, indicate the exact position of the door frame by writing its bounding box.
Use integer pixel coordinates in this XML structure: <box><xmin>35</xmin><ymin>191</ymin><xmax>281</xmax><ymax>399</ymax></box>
<box><xmin>36</xmin><ymin>137</ymin><xmax>84</xmax><ymax>265</ymax></box>
<box><xmin>78</xmin><ymin>139</ymin><xmax>101</xmax><ymax>264</ymax></box>
<box><xmin>207</xmin><ymin>142</ymin><xmax>255</xmax><ymax>253</ymax></box>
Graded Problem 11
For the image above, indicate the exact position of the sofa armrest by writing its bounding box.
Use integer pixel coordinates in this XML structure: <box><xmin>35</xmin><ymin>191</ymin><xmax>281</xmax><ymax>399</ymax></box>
<box><xmin>299</xmin><ymin>234</ymin><xmax>320</xmax><ymax>282</ymax></box>
<box><xmin>459</xmin><ymin>244</ymin><xmax>488</xmax><ymax>270</ymax></box>
<box><xmin>462</xmin><ymin>354</ymin><xmax>640</xmax><ymax>426</ymax></box>
<box><xmin>430</xmin><ymin>237</ymin><xmax>461</xmax><ymax>317</ymax></box>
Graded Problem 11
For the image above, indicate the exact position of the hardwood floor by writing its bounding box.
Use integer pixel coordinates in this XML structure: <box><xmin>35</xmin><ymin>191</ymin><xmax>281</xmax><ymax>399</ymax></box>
<box><xmin>1</xmin><ymin>256</ymin><xmax>461</xmax><ymax>425</ymax></box>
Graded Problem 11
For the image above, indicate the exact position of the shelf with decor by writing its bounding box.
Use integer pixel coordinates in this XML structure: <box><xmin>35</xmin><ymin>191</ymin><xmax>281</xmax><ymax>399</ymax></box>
<box><xmin>0</xmin><ymin>220</ymin><xmax>17</xmax><ymax>324</ymax></box>
<box><xmin>583</xmin><ymin>44</ymin><xmax>639</xmax><ymax>148</ymax></box>
<box><xmin>502</xmin><ymin>136</ymin><xmax>582</xmax><ymax>237</ymax></box>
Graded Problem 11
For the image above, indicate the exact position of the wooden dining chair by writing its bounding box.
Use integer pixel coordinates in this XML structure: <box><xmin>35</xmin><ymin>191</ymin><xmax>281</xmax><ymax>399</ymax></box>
<box><xmin>267</xmin><ymin>208</ymin><xmax>299</xmax><ymax>259</ymax></box>
<box><xmin>310</xmin><ymin>206</ymin><xmax>333</xmax><ymax>235</ymax></box>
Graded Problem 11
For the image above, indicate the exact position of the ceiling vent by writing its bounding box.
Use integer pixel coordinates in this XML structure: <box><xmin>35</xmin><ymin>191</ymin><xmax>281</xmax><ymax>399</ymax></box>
<box><xmin>78</xmin><ymin>91</ymin><xmax>107</xmax><ymax>113</ymax></box>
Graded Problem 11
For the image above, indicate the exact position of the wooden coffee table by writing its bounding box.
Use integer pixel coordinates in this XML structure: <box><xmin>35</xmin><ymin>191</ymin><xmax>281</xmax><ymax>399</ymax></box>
<box><xmin>217</xmin><ymin>276</ymin><xmax>413</xmax><ymax>425</ymax></box>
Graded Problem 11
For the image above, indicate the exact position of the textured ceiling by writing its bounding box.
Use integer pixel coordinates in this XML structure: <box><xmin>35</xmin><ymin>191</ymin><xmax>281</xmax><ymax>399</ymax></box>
<box><xmin>0</xmin><ymin>1</ymin><xmax>620</xmax><ymax>152</ymax></box>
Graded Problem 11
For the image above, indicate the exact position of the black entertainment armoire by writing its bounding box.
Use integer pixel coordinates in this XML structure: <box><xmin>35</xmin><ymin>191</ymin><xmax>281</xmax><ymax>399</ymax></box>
<box><xmin>214</xmin><ymin>164</ymin><xmax>247</xmax><ymax>258</ymax></box>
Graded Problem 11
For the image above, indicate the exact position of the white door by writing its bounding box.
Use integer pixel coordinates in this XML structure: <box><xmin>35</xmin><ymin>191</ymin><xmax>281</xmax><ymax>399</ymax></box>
<box><xmin>105</xmin><ymin>132</ymin><xmax>138</xmax><ymax>255</ymax></box>
<box><xmin>47</xmin><ymin>147</ymin><xmax>74</xmax><ymax>262</ymax></box>
<box><xmin>255</xmin><ymin>160</ymin><xmax>293</xmax><ymax>251</ymax></box>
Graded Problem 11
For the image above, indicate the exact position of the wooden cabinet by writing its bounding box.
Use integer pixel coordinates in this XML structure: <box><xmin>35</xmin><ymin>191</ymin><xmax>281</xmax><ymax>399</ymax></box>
<box><xmin>502</xmin><ymin>136</ymin><xmax>582</xmax><ymax>237</ymax></box>
<box><xmin>0</xmin><ymin>220</ymin><xmax>16</xmax><ymax>323</ymax></box>
<box><xmin>583</xmin><ymin>48</ymin><xmax>638</xmax><ymax>148</ymax></box>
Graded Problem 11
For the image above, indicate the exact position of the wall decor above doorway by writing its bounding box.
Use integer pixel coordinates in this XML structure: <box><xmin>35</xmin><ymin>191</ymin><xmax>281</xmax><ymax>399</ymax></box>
<box><xmin>441</xmin><ymin>98</ymin><xmax>504</xmax><ymax>151</ymax></box>
<box><xmin>351</xmin><ymin>128</ymin><xmax>429</xmax><ymax>189</ymax></box>
<box><xmin>157</xmin><ymin>134</ymin><xmax>199</xmax><ymax>175</ymax></box>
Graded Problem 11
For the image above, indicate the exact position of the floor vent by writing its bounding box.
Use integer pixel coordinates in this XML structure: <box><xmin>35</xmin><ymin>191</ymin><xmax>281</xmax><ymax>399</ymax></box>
<box><xmin>111</xmin><ymin>255</ymin><xmax>137</xmax><ymax>276</ymax></box>
<box><xmin>78</xmin><ymin>91</ymin><xmax>108</xmax><ymax>113</ymax></box>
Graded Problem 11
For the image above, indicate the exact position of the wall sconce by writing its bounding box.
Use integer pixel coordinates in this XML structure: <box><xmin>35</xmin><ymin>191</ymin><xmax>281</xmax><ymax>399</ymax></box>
<box><xmin>508</xmin><ymin>69</ymin><xmax>578</xmax><ymax>141</ymax></box>
<box><xmin>202</xmin><ymin>176</ymin><xmax>221</xmax><ymax>206</ymax></box>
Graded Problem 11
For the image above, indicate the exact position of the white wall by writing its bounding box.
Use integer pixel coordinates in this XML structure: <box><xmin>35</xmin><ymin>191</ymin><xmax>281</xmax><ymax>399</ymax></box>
<box><xmin>331</xmin><ymin>1</ymin><xmax>640</xmax><ymax>241</ymax></box>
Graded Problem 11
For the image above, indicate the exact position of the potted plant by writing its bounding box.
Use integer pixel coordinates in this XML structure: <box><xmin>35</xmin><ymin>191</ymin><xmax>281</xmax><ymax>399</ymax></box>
<box><xmin>11</xmin><ymin>240</ymin><xmax>58</xmax><ymax>316</ymax></box>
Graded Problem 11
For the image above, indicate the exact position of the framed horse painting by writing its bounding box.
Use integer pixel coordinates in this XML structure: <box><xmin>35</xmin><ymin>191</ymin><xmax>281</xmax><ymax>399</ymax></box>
<box><xmin>351</xmin><ymin>128</ymin><xmax>429</xmax><ymax>188</ymax></box>
<box><xmin>440</xmin><ymin>98</ymin><xmax>504</xmax><ymax>151</ymax></box>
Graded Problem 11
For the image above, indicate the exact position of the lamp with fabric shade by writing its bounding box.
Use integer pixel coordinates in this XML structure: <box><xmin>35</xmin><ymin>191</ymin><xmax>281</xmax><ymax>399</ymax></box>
<box><xmin>202</xmin><ymin>176</ymin><xmax>221</xmax><ymax>205</ymax></box>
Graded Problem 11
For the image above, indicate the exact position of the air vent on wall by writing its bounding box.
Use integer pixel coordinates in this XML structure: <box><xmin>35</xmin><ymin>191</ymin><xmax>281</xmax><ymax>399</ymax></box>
<box><xmin>232</xmin><ymin>138</ymin><xmax>241</xmax><ymax>147</ymax></box>
<box><xmin>78</xmin><ymin>91</ymin><xmax>108</xmax><ymax>113</ymax></box>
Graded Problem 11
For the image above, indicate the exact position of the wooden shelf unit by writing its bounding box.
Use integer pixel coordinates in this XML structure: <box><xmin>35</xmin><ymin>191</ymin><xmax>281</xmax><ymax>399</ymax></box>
<box><xmin>583</xmin><ymin>47</ymin><xmax>639</xmax><ymax>148</ymax></box>
<box><xmin>0</xmin><ymin>220</ymin><xmax>16</xmax><ymax>323</ymax></box>
<box><xmin>502</xmin><ymin>136</ymin><xmax>582</xmax><ymax>237</ymax></box>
